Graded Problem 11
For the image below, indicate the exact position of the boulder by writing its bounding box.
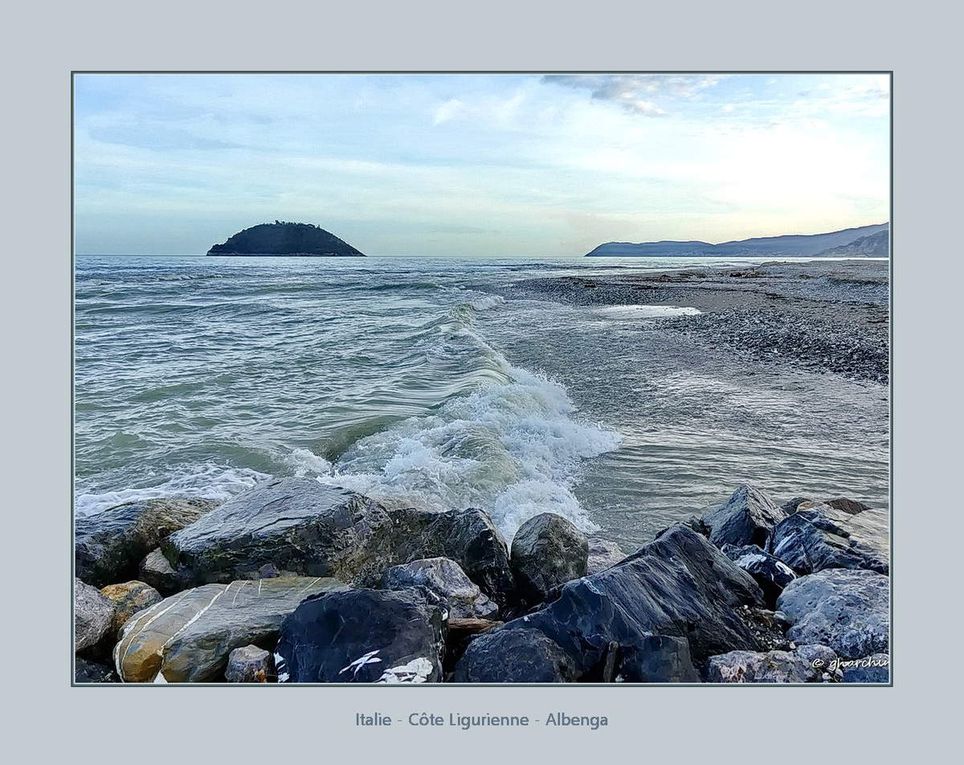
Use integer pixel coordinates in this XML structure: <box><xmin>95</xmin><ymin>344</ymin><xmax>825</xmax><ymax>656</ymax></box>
<box><xmin>377</xmin><ymin>505</ymin><xmax>515</xmax><ymax>603</ymax></box>
<box><xmin>825</xmin><ymin>497</ymin><xmax>872</xmax><ymax>515</ymax></box>
<box><xmin>769</xmin><ymin>503</ymin><xmax>888</xmax><ymax>575</ymax></box>
<box><xmin>612</xmin><ymin>635</ymin><xmax>700</xmax><ymax>682</ymax></box>
<box><xmin>586</xmin><ymin>538</ymin><xmax>626</xmax><ymax>575</ymax></box>
<box><xmin>487</xmin><ymin>525</ymin><xmax>762</xmax><ymax>681</ymax></box>
<box><xmin>510</xmin><ymin>513</ymin><xmax>588</xmax><ymax>604</ymax></box>
<box><xmin>794</xmin><ymin>644</ymin><xmax>840</xmax><ymax>682</ymax></box>
<box><xmin>781</xmin><ymin>497</ymin><xmax>812</xmax><ymax>515</ymax></box>
<box><xmin>841</xmin><ymin>653</ymin><xmax>890</xmax><ymax>683</ymax></box>
<box><xmin>701</xmin><ymin>484</ymin><xmax>786</xmax><ymax>548</ymax></box>
<box><xmin>453</xmin><ymin>628</ymin><xmax>578</xmax><ymax>683</ymax></box>
<box><xmin>274</xmin><ymin>588</ymin><xmax>446</xmax><ymax>684</ymax></box>
<box><xmin>138</xmin><ymin>548</ymin><xmax>185</xmax><ymax>595</ymax></box>
<box><xmin>75</xmin><ymin>578</ymin><xmax>114</xmax><ymax>652</ymax></box>
<box><xmin>99</xmin><ymin>581</ymin><xmax>163</xmax><ymax>640</ymax></box>
<box><xmin>75</xmin><ymin>497</ymin><xmax>216</xmax><ymax>587</ymax></box>
<box><xmin>225</xmin><ymin>645</ymin><xmax>274</xmax><ymax>683</ymax></box>
<box><xmin>380</xmin><ymin>558</ymin><xmax>497</xmax><ymax>619</ymax></box>
<box><xmin>705</xmin><ymin>649</ymin><xmax>822</xmax><ymax>683</ymax></box>
<box><xmin>164</xmin><ymin>479</ymin><xmax>514</xmax><ymax>602</ymax></box>
<box><xmin>721</xmin><ymin>544</ymin><xmax>796</xmax><ymax>607</ymax></box>
<box><xmin>114</xmin><ymin>576</ymin><xmax>345</xmax><ymax>682</ymax></box>
<box><xmin>75</xmin><ymin>657</ymin><xmax>118</xmax><ymax>684</ymax></box>
<box><xmin>776</xmin><ymin>568</ymin><xmax>889</xmax><ymax>659</ymax></box>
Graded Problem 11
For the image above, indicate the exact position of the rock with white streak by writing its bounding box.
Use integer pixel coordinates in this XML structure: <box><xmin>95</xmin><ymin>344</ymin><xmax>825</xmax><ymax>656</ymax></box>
<box><xmin>274</xmin><ymin>588</ymin><xmax>446</xmax><ymax>683</ymax></box>
<box><xmin>75</xmin><ymin>578</ymin><xmax>114</xmax><ymax>652</ymax></box>
<box><xmin>114</xmin><ymin>576</ymin><xmax>345</xmax><ymax>683</ymax></box>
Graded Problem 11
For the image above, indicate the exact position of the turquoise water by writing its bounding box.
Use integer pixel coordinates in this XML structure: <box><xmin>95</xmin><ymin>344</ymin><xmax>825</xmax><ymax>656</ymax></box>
<box><xmin>74</xmin><ymin>255</ymin><xmax>888</xmax><ymax>548</ymax></box>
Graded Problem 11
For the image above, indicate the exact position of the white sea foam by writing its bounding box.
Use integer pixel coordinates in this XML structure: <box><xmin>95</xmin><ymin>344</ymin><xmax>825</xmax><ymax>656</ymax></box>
<box><xmin>295</xmin><ymin>364</ymin><xmax>621</xmax><ymax>540</ymax></box>
<box><xmin>593</xmin><ymin>304</ymin><xmax>701</xmax><ymax>319</ymax></box>
<box><xmin>74</xmin><ymin>464</ymin><xmax>270</xmax><ymax>516</ymax></box>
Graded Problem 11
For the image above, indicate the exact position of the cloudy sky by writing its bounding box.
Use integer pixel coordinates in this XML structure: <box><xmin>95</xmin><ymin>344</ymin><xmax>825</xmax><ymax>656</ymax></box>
<box><xmin>74</xmin><ymin>73</ymin><xmax>890</xmax><ymax>256</ymax></box>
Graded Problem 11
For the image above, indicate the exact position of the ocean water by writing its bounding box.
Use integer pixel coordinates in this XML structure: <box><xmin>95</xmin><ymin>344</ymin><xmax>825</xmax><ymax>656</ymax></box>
<box><xmin>74</xmin><ymin>255</ymin><xmax>889</xmax><ymax>549</ymax></box>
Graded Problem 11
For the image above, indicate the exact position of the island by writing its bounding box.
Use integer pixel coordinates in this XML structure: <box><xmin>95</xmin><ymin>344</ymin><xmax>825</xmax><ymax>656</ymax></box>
<box><xmin>207</xmin><ymin>221</ymin><xmax>365</xmax><ymax>256</ymax></box>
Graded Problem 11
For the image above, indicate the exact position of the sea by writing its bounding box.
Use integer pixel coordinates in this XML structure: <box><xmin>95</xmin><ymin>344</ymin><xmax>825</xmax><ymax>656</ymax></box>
<box><xmin>74</xmin><ymin>255</ymin><xmax>889</xmax><ymax>549</ymax></box>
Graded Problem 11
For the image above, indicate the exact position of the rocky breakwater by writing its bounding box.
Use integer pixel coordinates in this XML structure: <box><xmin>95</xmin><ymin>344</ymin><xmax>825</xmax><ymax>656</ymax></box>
<box><xmin>74</xmin><ymin>477</ymin><xmax>889</xmax><ymax>684</ymax></box>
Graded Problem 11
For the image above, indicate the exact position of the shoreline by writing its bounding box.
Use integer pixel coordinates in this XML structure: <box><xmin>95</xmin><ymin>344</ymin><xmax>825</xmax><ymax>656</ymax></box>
<box><xmin>513</xmin><ymin>259</ymin><xmax>889</xmax><ymax>383</ymax></box>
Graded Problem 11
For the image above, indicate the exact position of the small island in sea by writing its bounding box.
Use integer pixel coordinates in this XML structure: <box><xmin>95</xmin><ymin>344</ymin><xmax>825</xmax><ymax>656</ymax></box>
<box><xmin>207</xmin><ymin>221</ymin><xmax>365</xmax><ymax>257</ymax></box>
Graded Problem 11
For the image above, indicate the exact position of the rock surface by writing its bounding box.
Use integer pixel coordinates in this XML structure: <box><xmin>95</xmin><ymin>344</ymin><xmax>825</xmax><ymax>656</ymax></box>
<box><xmin>769</xmin><ymin>503</ymin><xmax>888</xmax><ymax>574</ymax></box>
<box><xmin>721</xmin><ymin>544</ymin><xmax>796</xmax><ymax>607</ymax></box>
<box><xmin>586</xmin><ymin>538</ymin><xmax>626</xmax><ymax>575</ymax></box>
<box><xmin>840</xmin><ymin>653</ymin><xmax>890</xmax><ymax>683</ymax></box>
<box><xmin>75</xmin><ymin>657</ymin><xmax>118</xmax><ymax>684</ymax></box>
<box><xmin>510</xmin><ymin>513</ymin><xmax>588</xmax><ymax>603</ymax></box>
<box><xmin>453</xmin><ymin>628</ymin><xmax>578</xmax><ymax>683</ymax></box>
<box><xmin>114</xmin><ymin>576</ymin><xmax>345</xmax><ymax>682</ymax></box>
<box><xmin>138</xmin><ymin>548</ymin><xmax>185</xmax><ymax>595</ymax></box>
<box><xmin>225</xmin><ymin>645</ymin><xmax>274</xmax><ymax>683</ymax></box>
<box><xmin>489</xmin><ymin>525</ymin><xmax>762</xmax><ymax>681</ymax></box>
<box><xmin>76</xmin><ymin>498</ymin><xmax>216</xmax><ymax>587</ymax></box>
<box><xmin>776</xmin><ymin>568</ymin><xmax>889</xmax><ymax>659</ymax></box>
<box><xmin>274</xmin><ymin>588</ymin><xmax>446</xmax><ymax>683</ymax></box>
<box><xmin>702</xmin><ymin>485</ymin><xmax>786</xmax><ymax>548</ymax></box>
<box><xmin>165</xmin><ymin>479</ymin><xmax>514</xmax><ymax>602</ymax></box>
<box><xmin>825</xmin><ymin>497</ymin><xmax>872</xmax><ymax>515</ymax></box>
<box><xmin>99</xmin><ymin>581</ymin><xmax>162</xmax><ymax>640</ymax></box>
<box><xmin>75</xmin><ymin>578</ymin><xmax>114</xmax><ymax>652</ymax></box>
<box><xmin>705</xmin><ymin>649</ymin><xmax>823</xmax><ymax>683</ymax></box>
<box><xmin>380</xmin><ymin>558</ymin><xmax>497</xmax><ymax>619</ymax></box>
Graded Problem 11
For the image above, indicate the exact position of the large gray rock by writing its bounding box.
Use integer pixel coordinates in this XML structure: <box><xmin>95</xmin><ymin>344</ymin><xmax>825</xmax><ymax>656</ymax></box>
<box><xmin>75</xmin><ymin>497</ymin><xmax>217</xmax><ymax>587</ymax></box>
<box><xmin>705</xmin><ymin>649</ymin><xmax>824</xmax><ymax>683</ymax></box>
<box><xmin>510</xmin><ymin>513</ymin><xmax>588</xmax><ymax>604</ymax></box>
<box><xmin>486</xmin><ymin>525</ymin><xmax>762</xmax><ymax>681</ymax></box>
<box><xmin>75</xmin><ymin>578</ymin><xmax>114</xmax><ymax>652</ymax></box>
<box><xmin>453</xmin><ymin>628</ymin><xmax>578</xmax><ymax>683</ymax></box>
<box><xmin>769</xmin><ymin>503</ymin><xmax>888</xmax><ymax>574</ymax></box>
<box><xmin>702</xmin><ymin>485</ymin><xmax>787</xmax><ymax>548</ymax></box>
<box><xmin>380</xmin><ymin>558</ymin><xmax>497</xmax><ymax>619</ymax></box>
<box><xmin>586</xmin><ymin>538</ymin><xmax>626</xmax><ymax>575</ymax></box>
<box><xmin>225</xmin><ymin>645</ymin><xmax>274</xmax><ymax>683</ymax></box>
<box><xmin>776</xmin><ymin>568</ymin><xmax>889</xmax><ymax>659</ymax></box>
<box><xmin>165</xmin><ymin>479</ymin><xmax>514</xmax><ymax>602</ymax></box>
<box><xmin>721</xmin><ymin>544</ymin><xmax>796</xmax><ymax>607</ymax></box>
<box><xmin>275</xmin><ymin>588</ymin><xmax>447</xmax><ymax>683</ymax></box>
<box><xmin>138</xmin><ymin>548</ymin><xmax>185</xmax><ymax>595</ymax></box>
<box><xmin>114</xmin><ymin>576</ymin><xmax>345</xmax><ymax>682</ymax></box>
<box><xmin>99</xmin><ymin>581</ymin><xmax>163</xmax><ymax>641</ymax></box>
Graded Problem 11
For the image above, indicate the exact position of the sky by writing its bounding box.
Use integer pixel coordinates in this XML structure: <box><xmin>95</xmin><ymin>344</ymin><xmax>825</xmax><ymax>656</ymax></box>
<box><xmin>74</xmin><ymin>73</ymin><xmax>890</xmax><ymax>257</ymax></box>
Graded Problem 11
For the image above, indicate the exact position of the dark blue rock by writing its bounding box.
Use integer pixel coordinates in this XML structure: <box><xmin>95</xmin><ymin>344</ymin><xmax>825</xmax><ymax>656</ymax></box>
<box><xmin>274</xmin><ymin>588</ymin><xmax>446</xmax><ymax>683</ymax></box>
<box><xmin>701</xmin><ymin>485</ymin><xmax>787</xmax><ymax>549</ymax></box>
<box><xmin>721</xmin><ymin>543</ymin><xmax>797</xmax><ymax>607</ymax></box>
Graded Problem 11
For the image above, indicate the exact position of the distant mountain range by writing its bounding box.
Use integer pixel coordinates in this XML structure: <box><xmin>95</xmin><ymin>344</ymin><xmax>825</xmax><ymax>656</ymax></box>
<box><xmin>585</xmin><ymin>223</ymin><xmax>890</xmax><ymax>258</ymax></box>
<box><xmin>207</xmin><ymin>221</ymin><xmax>364</xmax><ymax>256</ymax></box>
